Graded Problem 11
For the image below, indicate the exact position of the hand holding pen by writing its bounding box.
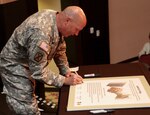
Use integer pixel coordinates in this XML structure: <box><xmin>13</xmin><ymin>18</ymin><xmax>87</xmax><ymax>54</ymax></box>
<box><xmin>64</xmin><ymin>72</ymin><xmax>83</xmax><ymax>85</ymax></box>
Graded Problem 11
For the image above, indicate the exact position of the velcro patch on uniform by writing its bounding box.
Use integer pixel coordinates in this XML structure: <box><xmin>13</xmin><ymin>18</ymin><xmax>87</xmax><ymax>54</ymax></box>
<box><xmin>39</xmin><ymin>41</ymin><xmax>50</xmax><ymax>54</ymax></box>
<box><xmin>34</xmin><ymin>52</ymin><xmax>44</xmax><ymax>62</ymax></box>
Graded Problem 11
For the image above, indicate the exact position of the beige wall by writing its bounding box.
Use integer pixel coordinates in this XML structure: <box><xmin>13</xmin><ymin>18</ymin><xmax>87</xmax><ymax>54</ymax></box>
<box><xmin>0</xmin><ymin>0</ymin><xmax>16</xmax><ymax>4</ymax></box>
<box><xmin>38</xmin><ymin>0</ymin><xmax>61</xmax><ymax>11</ymax></box>
<box><xmin>109</xmin><ymin>0</ymin><xmax>150</xmax><ymax>63</ymax></box>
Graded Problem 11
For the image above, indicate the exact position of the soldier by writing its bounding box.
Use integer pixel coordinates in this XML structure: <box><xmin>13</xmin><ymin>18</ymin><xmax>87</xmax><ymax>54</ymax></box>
<box><xmin>0</xmin><ymin>6</ymin><xmax>86</xmax><ymax>115</ymax></box>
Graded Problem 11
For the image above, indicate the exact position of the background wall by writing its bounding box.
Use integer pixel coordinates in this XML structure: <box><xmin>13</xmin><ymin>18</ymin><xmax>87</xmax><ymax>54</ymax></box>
<box><xmin>0</xmin><ymin>0</ymin><xmax>15</xmax><ymax>4</ymax></box>
<box><xmin>109</xmin><ymin>0</ymin><xmax>150</xmax><ymax>63</ymax></box>
<box><xmin>38</xmin><ymin>0</ymin><xmax>61</xmax><ymax>11</ymax></box>
<box><xmin>37</xmin><ymin>0</ymin><xmax>150</xmax><ymax>64</ymax></box>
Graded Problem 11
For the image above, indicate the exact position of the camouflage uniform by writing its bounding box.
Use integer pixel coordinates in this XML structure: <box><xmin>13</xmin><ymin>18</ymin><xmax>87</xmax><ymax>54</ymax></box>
<box><xmin>0</xmin><ymin>9</ymin><xmax>70</xmax><ymax>115</ymax></box>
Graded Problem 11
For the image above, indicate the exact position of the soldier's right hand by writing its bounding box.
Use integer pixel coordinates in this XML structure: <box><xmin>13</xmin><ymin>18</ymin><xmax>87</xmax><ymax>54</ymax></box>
<box><xmin>64</xmin><ymin>73</ymin><xmax>83</xmax><ymax>85</ymax></box>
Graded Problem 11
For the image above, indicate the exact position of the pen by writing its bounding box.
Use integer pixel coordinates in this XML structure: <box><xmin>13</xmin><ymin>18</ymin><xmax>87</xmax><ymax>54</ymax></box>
<box><xmin>90</xmin><ymin>109</ymin><xmax>114</xmax><ymax>114</ymax></box>
<box><xmin>84</xmin><ymin>73</ymin><xmax>101</xmax><ymax>77</ymax></box>
<box><xmin>74</xmin><ymin>71</ymin><xmax>79</xmax><ymax>75</ymax></box>
<box><xmin>74</xmin><ymin>71</ymin><xmax>84</xmax><ymax>83</ymax></box>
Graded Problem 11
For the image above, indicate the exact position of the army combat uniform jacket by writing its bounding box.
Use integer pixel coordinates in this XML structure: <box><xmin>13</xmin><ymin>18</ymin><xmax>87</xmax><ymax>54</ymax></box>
<box><xmin>0</xmin><ymin>9</ymin><xmax>70</xmax><ymax>114</ymax></box>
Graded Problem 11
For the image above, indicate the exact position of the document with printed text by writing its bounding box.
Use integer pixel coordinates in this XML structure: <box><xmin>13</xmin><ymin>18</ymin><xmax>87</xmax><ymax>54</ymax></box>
<box><xmin>67</xmin><ymin>75</ymin><xmax>150</xmax><ymax>111</ymax></box>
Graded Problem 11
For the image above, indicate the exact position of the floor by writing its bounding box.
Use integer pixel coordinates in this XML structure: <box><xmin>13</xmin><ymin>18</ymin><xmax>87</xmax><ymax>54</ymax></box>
<box><xmin>0</xmin><ymin>91</ymin><xmax>57</xmax><ymax>115</ymax></box>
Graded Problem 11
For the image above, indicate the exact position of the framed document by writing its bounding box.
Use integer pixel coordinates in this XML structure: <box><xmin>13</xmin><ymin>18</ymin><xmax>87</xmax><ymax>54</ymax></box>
<box><xmin>67</xmin><ymin>75</ymin><xmax>150</xmax><ymax>111</ymax></box>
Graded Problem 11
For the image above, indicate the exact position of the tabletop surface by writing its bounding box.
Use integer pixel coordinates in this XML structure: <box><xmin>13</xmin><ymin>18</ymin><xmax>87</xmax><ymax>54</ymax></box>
<box><xmin>57</xmin><ymin>63</ymin><xmax>150</xmax><ymax>115</ymax></box>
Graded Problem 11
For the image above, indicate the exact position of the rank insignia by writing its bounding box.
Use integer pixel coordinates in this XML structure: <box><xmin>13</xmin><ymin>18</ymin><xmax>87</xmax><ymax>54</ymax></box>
<box><xmin>34</xmin><ymin>52</ymin><xmax>43</xmax><ymax>62</ymax></box>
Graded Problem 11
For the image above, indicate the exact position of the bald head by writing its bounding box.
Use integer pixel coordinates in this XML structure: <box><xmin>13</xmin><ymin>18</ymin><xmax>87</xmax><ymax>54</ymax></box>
<box><xmin>63</xmin><ymin>6</ymin><xmax>87</xmax><ymax>28</ymax></box>
<box><xmin>57</xmin><ymin>6</ymin><xmax>87</xmax><ymax>37</ymax></box>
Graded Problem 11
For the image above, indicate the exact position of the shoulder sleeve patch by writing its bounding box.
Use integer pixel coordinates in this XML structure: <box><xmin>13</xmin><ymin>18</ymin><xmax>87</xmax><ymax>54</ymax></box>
<box><xmin>39</xmin><ymin>41</ymin><xmax>50</xmax><ymax>54</ymax></box>
<box><xmin>34</xmin><ymin>52</ymin><xmax>44</xmax><ymax>62</ymax></box>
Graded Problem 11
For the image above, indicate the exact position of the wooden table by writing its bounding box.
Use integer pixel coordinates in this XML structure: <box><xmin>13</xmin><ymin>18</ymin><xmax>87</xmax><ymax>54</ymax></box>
<box><xmin>57</xmin><ymin>63</ymin><xmax>150</xmax><ymax>115</ymax></box>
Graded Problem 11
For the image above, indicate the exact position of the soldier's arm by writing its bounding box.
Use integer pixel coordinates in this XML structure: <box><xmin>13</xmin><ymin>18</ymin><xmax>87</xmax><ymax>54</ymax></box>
<box><xmin>53</xmin><ymin>38</ymin><xmax>71</xmax><ymax>76</ymax></box>
<box><xmin>27</xmin><ymin>29</ymin><xmax>65</xmax><ymax>87</ymax></box>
